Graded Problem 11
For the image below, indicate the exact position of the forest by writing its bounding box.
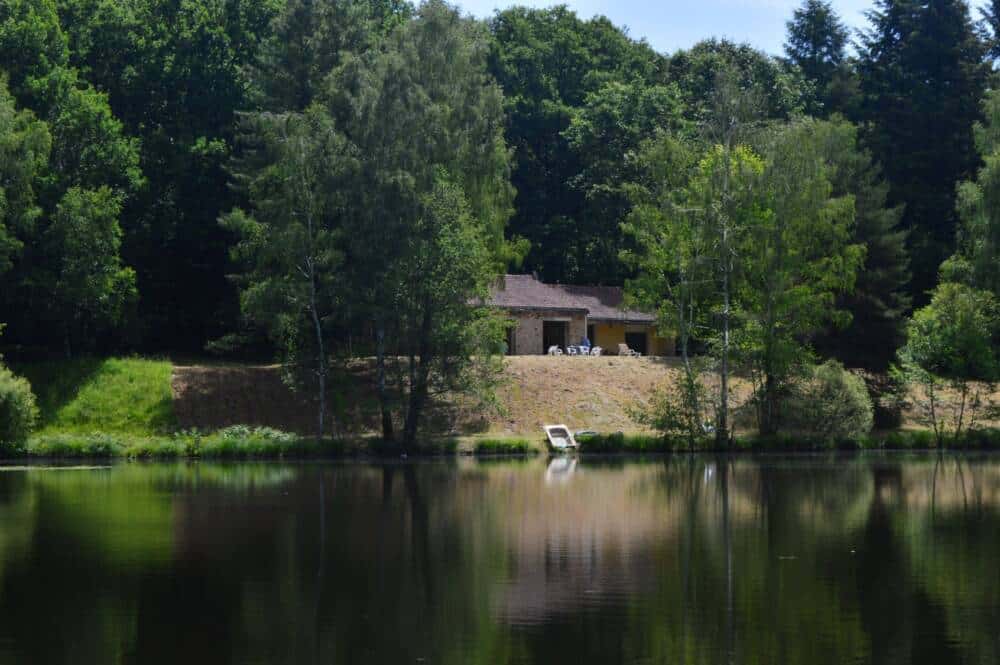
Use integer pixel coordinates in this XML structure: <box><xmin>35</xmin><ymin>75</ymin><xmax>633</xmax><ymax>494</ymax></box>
<box><xmin>3</xmin><ymin>0</ymin><xmax>1000</xmax><ymax>448</ymax></box>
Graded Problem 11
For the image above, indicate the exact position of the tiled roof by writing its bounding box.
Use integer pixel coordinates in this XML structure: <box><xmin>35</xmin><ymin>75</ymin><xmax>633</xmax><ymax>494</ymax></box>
<box><xmin>487</xmin><ymin>274</ymin><xmax>655</xmax><ymax>324</ymax></box>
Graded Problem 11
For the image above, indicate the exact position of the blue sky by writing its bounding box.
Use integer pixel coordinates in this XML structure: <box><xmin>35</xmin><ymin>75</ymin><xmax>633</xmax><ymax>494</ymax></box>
<box><xmin>456</xmin><ymin>0</ymin><xmax>991</xmax><ymax>56</ymax></box>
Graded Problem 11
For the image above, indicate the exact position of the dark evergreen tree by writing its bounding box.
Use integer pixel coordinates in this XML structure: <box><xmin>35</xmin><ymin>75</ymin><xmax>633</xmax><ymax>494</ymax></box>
<box><xmin>785</xmin><ymin>0</ymin><xmax>847</xmax><ymax>90</ymax></box>
<box><xmin>859</xmin><ymin>0</ymin><xmax>988</xmax><ymax>303</ymax></box>
<box><xmin>810</xmin><ymin>120</ymin><xmax>911</xmax><ymax>371</ymax></box>
<box><xmin>784</xmin><ymin>0</ymin><xmax>858</xmax><ymax>117</ymax></box>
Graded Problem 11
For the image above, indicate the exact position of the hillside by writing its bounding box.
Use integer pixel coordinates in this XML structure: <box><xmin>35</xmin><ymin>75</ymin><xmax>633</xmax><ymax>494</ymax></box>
<box><xmin>14</xmin><ymin>358</ymin><xmax>176</xmax><ymax>435</ymax></box>
<box><xmin>14</xmin><ymin>355</ymin><xmax>998</xmax><ymax>442</ymax></box>
<box><xmin>172</xmin><ymin>357</ymin><xmax>692</xmax><ymax>437</ymax></box>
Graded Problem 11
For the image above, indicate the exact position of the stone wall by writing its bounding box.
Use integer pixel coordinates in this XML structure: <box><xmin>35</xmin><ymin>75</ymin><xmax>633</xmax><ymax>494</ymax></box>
<box><xmin>510</xmin><ymin>311</ymin><xmax>587</xmax><ymax>355</ymax></box>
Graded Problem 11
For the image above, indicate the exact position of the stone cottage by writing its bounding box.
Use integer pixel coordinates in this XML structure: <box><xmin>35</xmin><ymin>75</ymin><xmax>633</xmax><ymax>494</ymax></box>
<box><xmin>487</xmin><ymin>274</ymin><xmax>674</xmax><ymax>356</ymax></box>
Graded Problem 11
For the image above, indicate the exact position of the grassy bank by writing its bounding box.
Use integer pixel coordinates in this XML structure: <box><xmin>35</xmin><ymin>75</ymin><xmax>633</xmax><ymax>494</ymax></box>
<box><xmin>17</xmin><ymin>428</ymin><xmax>1000</xmax><ymax>459</ymax></box>
<box><xmin>26</xmin><ymin>427</ymin><xmax>345</xmax><ymax>459</ymax></box>
<box><xmin>22</xmin><ymin>428</ymin><xmax>503</xmax><ymax>459</ymax></box>
<box><xmin>9</xmin><ymin>356</ymin><xmax>1000</xmax><ymax>460</ymax></box>
<box><xmin>14</xmin><ymin>357</ymin><xmax>176</xmax><ymax>436</ymax></box>
<box><xmin>474</xmin><ymin>438</ymin><xmax>537</xmax><ymax>455</ymax></box>
<box><xmin>573</xmin><ymin>429</ymin><xmax>1000</xmax><ymax>453</ymax></box>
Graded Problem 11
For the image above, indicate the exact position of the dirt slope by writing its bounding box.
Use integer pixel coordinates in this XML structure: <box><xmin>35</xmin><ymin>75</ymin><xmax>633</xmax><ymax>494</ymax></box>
<box><xmin>172</xmin><ymin>357</ymin><xmax>688</xmax><ymax>436</ymax></box>
<box><xmin>491</xmin><ymin>356</ymin><xmax>683</xmax><ymax>434</ymax></box>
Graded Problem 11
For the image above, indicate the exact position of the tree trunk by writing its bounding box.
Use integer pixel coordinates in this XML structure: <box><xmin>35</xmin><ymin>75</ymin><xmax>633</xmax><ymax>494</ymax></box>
<box><xmin>375</xmin><ymin>320</ymin><xmax>394</xmax><ymax>443</ymax></box>
<box><xmin>760</xmin><ymin>372</ymin><xmax>778</xmax><ymax>436</ymax></box>
<box><xmin>678</xmin><ymin>293</ymin><xmax>699</xmax><ymax>443</ymax></box>
<box><xmin>927</xmin><ymin>381</ymin><xmax>941</xmax><ymax>448</ymax></box>
<box><xmin>717</xmin><ymin>126</ymin><xmax>734</xmax><ymax>450</ymax></box>
<box><xmin>717</xmin><ymin>259</ymin><xmax>731</xmax><ymax>448</ymax></box>
<box><xmin>403</xmin><ymin>365</ymin><xmax>430</xmax><ymax>449</ymax></box>
<box><xmin>308</xmin><ymin>265</ymin><xmax>327</xmax><ymax>440</ymax></box>
<box><xmin>955</xmin><ymin>383</ymin><xmax>968</xmax><ymax>442</ymax></box>
<box><xmin>402</xmin><ymin>305</ymin><xmax>434</xmax><ymax>448</ymax></box>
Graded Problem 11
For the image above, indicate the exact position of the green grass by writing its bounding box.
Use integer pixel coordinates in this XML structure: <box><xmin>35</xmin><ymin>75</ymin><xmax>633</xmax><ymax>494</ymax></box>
<box><xmin>27</xmin><ymin>426</ymin><xmax>347</xmax><ymax>459</ymax></box>
<box><xmin>13</xmin><ymin>357</ymin><xmax>176</xmax><ymax>435</ymax></box>
<box><xmin>20</xmin><ymin>425</ymin><xmax>1000</xmax><ymax>460</ymax></box>
<box><xmin>474</xmin><ymin>437</ymin><xmax>538</xmax><ymax>455</ymax></box>
<box><xmin>576</xmin><ymin>432</ymin><xmax>675</xmax><ymax>453</ymax></box>
<box><xmin>571</xmin><ymin>428</ymin><xmax>1000</xmax><ymax>453</ymax></box>
<box><xmin>14</xmin><ymin>355</ymin><xmax>1000</xmax><ymax>458</ymax></box>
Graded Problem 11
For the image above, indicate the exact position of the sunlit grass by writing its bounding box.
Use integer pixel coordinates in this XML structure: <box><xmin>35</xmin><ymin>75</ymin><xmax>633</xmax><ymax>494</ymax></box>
<box><xmin>27</xmin><ymin>428</ymin><xmax>346</xmax><ymax>459</ymax></box>
<box><xmin>474</xmin><ymin>438</ymin><xmax>538</xmax><ymax>454</ymax></box>
<box><xmin>14</xmin><ymin>357</ymin><xmax>176</xmax><ymax>435</ymax></box>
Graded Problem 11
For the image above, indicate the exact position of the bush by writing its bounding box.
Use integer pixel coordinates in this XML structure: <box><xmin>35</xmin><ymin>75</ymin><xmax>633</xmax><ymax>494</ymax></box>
<box><xmin>26</xmin><ymin>429</ymin><xmax>348</xmax><ymax>459</ymax></box>
<box><xmin>28</xmin><ymin>432</ymin><xmax>131</xmax><ymax>457</ymax></box>
<box><xmin>865</xmin><ymin>372</ymin><xmax>906</xmax><ymax>429</ymax></box>
<box><xmin>369</xmin><ymin>437</ymin><xmax>458</xmax><ymax>456</ymax></box>
<box><xmin>632</xmin><ymin>378</ymin><xmax>713</xmax><ymax>445</ymax></box>
<box><xmin>217</xmin><ymin>424</ymin><xmax>297</xmax><ymax>443</ymax></box>
<box><xmin>576</xmin><ymin>432</ymin><xmax>675</xmax><ymax>453</ymax></box>
<box><xmin>785</xmin><ymin>361</ymin><xmax>874</xmax><ymax>445</ymax></box>
<box><xmin>0</xmin><ymin>364</ymin><xmax>39</xmax><ymax>452</ymax></box>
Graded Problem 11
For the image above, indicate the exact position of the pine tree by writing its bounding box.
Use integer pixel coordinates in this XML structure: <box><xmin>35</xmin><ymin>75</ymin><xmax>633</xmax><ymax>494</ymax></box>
<box><xmin>810</xmin><ymin>120</ymin><xmax>911</xmax><ymax>371</ymax></box>
<box><xmin>859</xmin><ymin>0</ymin><xmax>988</xmax><ymax>303</ymax></box>
<box><xmin>785</xmin><ymin>0</ymin><xmax>852</xmax><ymax>116</ymax></box>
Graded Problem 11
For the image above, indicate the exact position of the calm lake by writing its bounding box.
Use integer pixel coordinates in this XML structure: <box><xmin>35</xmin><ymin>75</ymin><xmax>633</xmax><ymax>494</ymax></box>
<box><xmin>0</xmin><ymin>455</ymin><xmax>997</xmax><ymax>664</ymax></box>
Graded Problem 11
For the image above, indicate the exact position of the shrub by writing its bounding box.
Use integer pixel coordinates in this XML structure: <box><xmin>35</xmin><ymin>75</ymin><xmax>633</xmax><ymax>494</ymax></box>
<box><xmin>785</xmin><ymin>361</ymin><xmax>874</xmax><ymax>445</ymax></box>
<box><xmin>576</xmin><ymin>432</ymin><xmax>675</xmax><ymax>453</ymax></box>
<box><xmin>28</xmin><ymin>432</ymin><xmax>129</xmax><ymax>457</ymax></box>
<box><xmin>369</xmin><ymin>437</ymin><xmax>458</xmax><ymax>456</ymax></box>
<box><xmin>632</xmin><ymin>378</ymin><xmax>713</xmax><ymax>446</ymax></box>
<box><xmin>864</xmin><ymin>372</ymin><xmax>907</xmax><ymax>429</ymax></box>
<box><xmin>0</xmin><ymin>364</ymin><xmax>39</xmax><ymax>453</ymax></box>
<box><xmin>897</xmin><ymin>283</ymin><xmax>1000</xmax><ymax>446</ymax></box>
<box><xmin>958</xmin><ymin>428</ymin><xmax>1000</xmax><ymax>449</ymax></box>
<box><xmin>217</xmin><ymin>424</ymin><xmax>297</xmax><ymax>443</ymax></box>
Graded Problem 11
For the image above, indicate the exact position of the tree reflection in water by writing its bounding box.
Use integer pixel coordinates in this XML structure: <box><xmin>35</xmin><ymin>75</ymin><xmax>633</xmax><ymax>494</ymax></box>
<box><xmin>0</xmin><ymin>456</ymin><xmax>996</xmax><ymax>664</ymax></box>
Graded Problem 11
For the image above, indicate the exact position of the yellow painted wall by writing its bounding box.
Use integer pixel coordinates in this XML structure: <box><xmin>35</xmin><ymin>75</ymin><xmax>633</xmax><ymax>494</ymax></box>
<box><xmin>591</xmin><ymin>322</ymin><xmax>626</xmax><ymax>353</ymax></box>
<box><xmin>651</xmin><ymin>334</ymin><xmax>674</xmax><ymax>356</ymax></box>
<box><xmin>591</xmin><ymin>322</ymin><xmax>674</xmax><ymax>356</ymax></box>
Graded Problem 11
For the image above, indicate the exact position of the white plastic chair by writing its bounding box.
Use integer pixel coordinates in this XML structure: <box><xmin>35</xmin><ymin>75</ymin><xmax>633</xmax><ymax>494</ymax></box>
<box><xmin>590</xmin><ymin>346</ymin><xmax>603</xmax><ymax>356</ymax></box>
<box><xmin>548</xmin><ymin>345</ymin><xmax>563</xmax><ymax>356</ymax></box>
<box><xmin>618</xmin><ymin>343</ymin><xmax>642</xmax><ymax>357</ymax></box>
<box><xmin>566</xmin><ymin>346</ymin><xmax>579</xmax><ymax>356</ymax></box>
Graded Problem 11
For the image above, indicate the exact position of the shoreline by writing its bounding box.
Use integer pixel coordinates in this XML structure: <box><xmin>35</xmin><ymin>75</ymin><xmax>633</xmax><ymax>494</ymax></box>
<box><xmin>8</xmin><ymin>428</ymin><xmax>1000</xmax><ymax>461</ymax></box>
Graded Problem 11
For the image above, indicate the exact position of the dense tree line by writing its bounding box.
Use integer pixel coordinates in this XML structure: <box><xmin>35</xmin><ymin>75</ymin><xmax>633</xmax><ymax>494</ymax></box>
<box><xmin>2</xmin><ymin>0</ymin><xmax>1000</xmax><ymax>442</ymax></box>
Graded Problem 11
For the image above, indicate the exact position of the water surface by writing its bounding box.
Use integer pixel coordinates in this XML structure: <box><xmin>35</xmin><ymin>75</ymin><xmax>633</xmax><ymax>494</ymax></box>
<box><xmin>0</xmin><ymin>455</ymin><xmax>997</xmax><ymax>664</ymax></box>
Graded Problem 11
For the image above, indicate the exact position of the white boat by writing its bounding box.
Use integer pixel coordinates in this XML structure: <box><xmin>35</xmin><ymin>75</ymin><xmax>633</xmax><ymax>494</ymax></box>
<box><xmin>543</xmin><ymin>424</ymin><xmax>578</xmax><ymax>452</ymax></box>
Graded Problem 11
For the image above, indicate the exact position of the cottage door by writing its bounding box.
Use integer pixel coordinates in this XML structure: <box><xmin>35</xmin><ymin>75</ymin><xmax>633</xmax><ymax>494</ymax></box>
<box><xmin>625</xmin><ymin>331</ymin><xmax>648</xmax><ymax>355</ymax></box>
<box><xmin>542</xmin><ymin>321</ymin><xmax>567</xmax><ymax>354</ymax></box>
